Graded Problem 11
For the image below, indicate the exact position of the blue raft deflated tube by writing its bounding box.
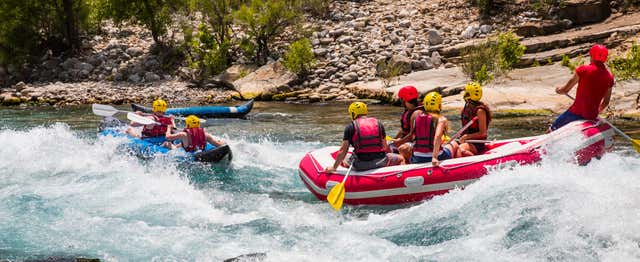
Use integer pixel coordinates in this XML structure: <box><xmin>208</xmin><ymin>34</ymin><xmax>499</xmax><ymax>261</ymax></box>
<box><xmin>131</xmin><ymin>100</ymin><xmax>254</xmax><ymax>118</ymax></box>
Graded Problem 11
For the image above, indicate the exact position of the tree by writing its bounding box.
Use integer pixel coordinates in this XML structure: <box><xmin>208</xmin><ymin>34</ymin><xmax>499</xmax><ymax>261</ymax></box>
<box><xmin>234</xmin><ymin>0</ymin><xmax>300</xmax><ymax>65</ymax></box>
<box><xmin>0</xmin><ymin>0</ymin><xmax>91</xmax><ymax>66</ymax></box>
<box><xmin>101</xmin><ymin>0</ymin><xmax>187</xmax><ymax>45</ymax></box>
<box><xmin>282</xmin><ymin>38</ymin><xmax>316</xmax><ymax>77</ymax></box>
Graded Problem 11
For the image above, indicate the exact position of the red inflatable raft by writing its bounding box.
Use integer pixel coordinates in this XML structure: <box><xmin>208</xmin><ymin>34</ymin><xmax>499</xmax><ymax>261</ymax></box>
<box><xmin>298</xmin><ymin>120</ymin><xmax>615</xmax><ymax>206</ymax></box>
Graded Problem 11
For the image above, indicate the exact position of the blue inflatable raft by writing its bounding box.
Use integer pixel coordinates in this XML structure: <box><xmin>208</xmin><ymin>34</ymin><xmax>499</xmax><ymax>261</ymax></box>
<box><xmin>131</xmin><ymin>100</ymin><xmax>254</xmax><ymax>118</ymax></box>
<box><xmin>98</xmin><ymin>118</ymin><xmax>232</xmax><ymax>163</ymax></box>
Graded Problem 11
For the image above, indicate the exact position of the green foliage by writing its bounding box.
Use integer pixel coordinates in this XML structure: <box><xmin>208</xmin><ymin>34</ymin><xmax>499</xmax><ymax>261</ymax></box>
<box><xmin>282</xmin><ymin>38</ymin><xmax>316</xmax><ymax>77</ymax></box>
<box><xmin>473</xmin><ymin>64</ymin><xmax>493</xmax><ymax>85</ymax></box>
<box><xmin>190</xmin><ymin>0</ymin><xmax>238</xmax><ymax>48</ymax></box>
<box><xmin>530</xmin><ymin>0</ymin><xmax>566</xmax><ymax>18</ymax></box>
<box><xmin>461</xmin><ymin>31</ymin><xmax>525</xmax><ymax>84</ymax></box>
<box><xmin>547</xmin><ymin>57</ymin><xmax>553</xmax><ymax>65</ymax></box>
<box><xmin>532</xmin><ymin>60</ymin><xmax>541</xmax><ymax>67</ymax></box>
<box><xmin>300</xmin><ymin>0</ymin><xmax>330</xmax><ymax>18</ymax></box>
<box><xmin>234</xmin><ymin>0</ymin><xmax>301</xmax><ymax>65</ymax></box>
<box><xmin>496</xmin><ymin>31</ymin><xmax>526</xmax><ymax>71</ymax></box>
<box><xmin>376</xmin><ymin>59</ymin><xmax>403</xmax><ymax>88</ymax></box>
<box><xmin>185</xmin><ymin>23</ymin><xmax>230</xmax><ymax>78</ymax></box>
<box><xmin>560</xmin><ymin>54</ymin><xmax>585</xmax><ymax>72</ymax></box>
<box><xmin>0</xmin><ymin>0</ymin><xmax>92</xmax><ymax>66</ymax></box>
<box><xmin>608</xmin><ymin>42</ymin><xmax>640</xmax><ymax>81</ymax></box>
<box><xmin>100</xmin><ymin>0</ymin><xmax>186</xmax><ymax>44</ymax></box>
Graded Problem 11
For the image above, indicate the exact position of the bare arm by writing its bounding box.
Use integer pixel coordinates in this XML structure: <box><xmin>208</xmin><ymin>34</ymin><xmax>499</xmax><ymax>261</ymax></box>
<box><xmin>598</xmin><ymin>87</ymin><xmax>613</xmax><ymax>113</ymax></box>
<box><xmin>205</xmin><ymin>133</ymin><xmax>226</xmax><ymax>147</ymax></box>
<box><xmin>432</xmin><ymin>118</ymin><xmax>447</xmax><ymax>167</ymax></box>
<box><xmin>165</xmin><ymin>127</ymin><xmax>186</xmax><ymax>141</ymax></box>
<box><xmin>556</xmin><ymin>73</ymin><xmax>579</xmax><ymax>94</ymax></box>
<box><xmin>325</xmin><ymin>140</ymin><xmax>350</xmax><ymax>173</ymax></box>
<box><xmin>394</xmin><ymin>111</ymin><xmax>420</xmax><ymax>146</ymax></box>
<box><xmin>460</xmin><ymin>108</ymin><xmax>488</xmax><ymax>142</ymax></box>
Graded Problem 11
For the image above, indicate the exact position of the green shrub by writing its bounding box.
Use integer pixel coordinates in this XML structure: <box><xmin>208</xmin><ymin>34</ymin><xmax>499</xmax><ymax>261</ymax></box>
<box><xmin>496</xmin><ymin>31</ymin><xmax>526</xmax><ymax>71</ymax></box>
<box><xmin>185</xmin><ymin>23</ymin><xmax>231</xmax><ymax>79</ymax></box>
<box><xmin>0</xmin><ymin>0</ymin><xmax>92</xmax><ymax>66</ymax></box>
<box><xmin>532</xmin><ymin>60</ymin><xmax>541</xmax><ymax>67</ymax></box>
<box><xmin>300</xmin><ymin>0</ymin><xmax>330</xmax><ymax>18</ymax></box>
<box><xmin>234</xmin><ymin>0</ymin><xmax>301</xmax><ymax>65</ymax></box>
<box><xmin>608</xmin><ymin>42</ymin><xmax>640</xmax><ymax>81</ymax></box>
<box><xmin>460</xmin><ymin>31</ymin><xmax>525</xmax><ymax>84</ymax></box>
<box><xmin>474</xmin><ymin>64</ymin><xmax>494</xmax><ymax>85</ymax></box>
<box><xmin>190</xmin><ymin>0</ymin><xmax>238</xmax><ymax>51</ymax></box>
<box><xmin>100</xmin><ymin>0</ymin><xmax>186</xmax><ymax>44</ymax></box>
<box><xmin>282</xmin><ymin>38</ymin><xmax>316</xmax><ymax>77</ymax></box>
<box><xmin>376</xmin><ymin>59</ymin><xmax>403</xmax><ymax>88</ymax></box>
<box><xmin>560</xmin><ymin>54</ymin><xmax>585</xmax><ymax>72</ymax></box>
<box><xmin>530</xmin><ymin>0</ymin><xmax>566</xmax><ymax>18</ymax></box>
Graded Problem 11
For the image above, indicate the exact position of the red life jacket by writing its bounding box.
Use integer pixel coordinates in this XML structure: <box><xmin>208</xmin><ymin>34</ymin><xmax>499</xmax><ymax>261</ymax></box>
<box><xmin>460</xmin><ymin>102</ymin><xmax>491</xmax><ymax>139</ymax></box>
<box><xmin>352</xmin><ymin>117</ymin><xmax>385</xmax><ymax>154</ymax></box>
<box><xmin>141</xmin><ymin>115</ymin><xmax>173</xmax><ymax>138</ymax></box>
<box><xmin>413</xmin><ymin>113</ymin><xmax>438</xmax><ymax>155</ymax></box>
<box><xmin>400</xmin><ymin>105</ymin><xmax>424</xmax><ymax>135</ymax></box>
<box><xmin>183</xmin><ymin>127</ymin><xmax>206</xmax><ymax>152</ymax></box>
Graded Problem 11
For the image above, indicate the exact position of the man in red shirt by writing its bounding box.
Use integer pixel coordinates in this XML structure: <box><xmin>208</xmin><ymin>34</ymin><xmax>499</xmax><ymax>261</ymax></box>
<box><xmin>551</xmin><ymin>44</ymin><xmax>614</xmax><ymax>130</ymax></box>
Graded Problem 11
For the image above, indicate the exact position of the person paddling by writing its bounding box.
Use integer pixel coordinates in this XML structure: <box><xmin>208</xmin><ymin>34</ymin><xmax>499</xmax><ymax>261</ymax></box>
<box><xmin>391</xmin><ymin>85</ymin><xmax>425</xmax><ymax>162</ymax></box>
<box><xmin>163</xmin><ymin>115</ymin><xmax>226</xmax><ymax>151</ymax></box>
<box><xmin>551</xmin><ymin>44</ymin><xmax>614</xmax><ymax>131</ymax></box>
<box><xmin>456</xmin><ymin>82</ymin><xmax>492</xmax><ymax>157</ymax></box>
<box><xmin>325</xmin><ymin>102</ymin><xmax>404</xmax><ymax>173</ymax></box>
<box><xmin>409</xmin><ymin>92</ymin><xmax>457</xmax><ymax>166</ymax></box>
<box><xmin>125</xmin><ymin>99</ymin><xmax>175</xmax><ymax>138</ymax></box>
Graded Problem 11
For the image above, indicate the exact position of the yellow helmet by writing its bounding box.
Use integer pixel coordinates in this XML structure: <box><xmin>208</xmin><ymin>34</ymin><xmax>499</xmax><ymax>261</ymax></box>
<box><xmin>185</xmin><ymin>115</ymin><xmax>200</xmax><ymax>129</ymax></box>
<box><xmin>348</xmin><ymin>102</ymin><xmax>368</xmax><ymax>120</ymax></box>
<box><xmin>423</xmin><ymin>91</ymin><xmax>442</xmax><ymax>112</ymax></box>
<box><xmin>152</xmin><ymin>99</ymin><xmax>168</xmax><ymax>113</ymax></box>
<box><xmin>464</xmin><ymin>82</ymin><xmax>482</xmax><ymax>102</ymax></box>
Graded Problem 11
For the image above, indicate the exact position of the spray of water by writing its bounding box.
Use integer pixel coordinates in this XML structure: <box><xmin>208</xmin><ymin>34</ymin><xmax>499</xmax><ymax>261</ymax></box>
<box><xmin>1</xmin><ymin>124</ymin><xmax>639</xmax><ymax>261</ymax></box>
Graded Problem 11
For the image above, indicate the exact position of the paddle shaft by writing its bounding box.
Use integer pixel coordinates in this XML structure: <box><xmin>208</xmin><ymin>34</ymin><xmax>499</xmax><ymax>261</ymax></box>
<box><xmin>447</xmin><ymin>116</ymin><xmax>479</xmax><ymax>146</ymax></box>
<box><xmin>563</xmin><ymin>94</ymin><xmax>634</xmax><ymax>140</ymax></box>
<box><xmin>465</xmin><ymin>139</ymin><xmax>494</xmax><ymax>144</ymax></box>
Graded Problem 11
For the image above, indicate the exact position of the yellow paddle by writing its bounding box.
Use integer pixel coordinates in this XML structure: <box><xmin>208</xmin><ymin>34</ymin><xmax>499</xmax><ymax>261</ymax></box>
<box><xmin>326</xmin><ymin>163</ymin><xmax>354</xmax><ymax>211</ymax></box>
<box><xmin>564</xmin><ymin>94</ymin><xmax>640</xmax><ymax>153</ymax></box>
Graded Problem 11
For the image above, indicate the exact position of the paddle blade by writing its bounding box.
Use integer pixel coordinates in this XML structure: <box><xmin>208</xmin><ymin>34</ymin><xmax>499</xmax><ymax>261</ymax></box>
<box><xmin>92</xmin><ymin>104</ymin><xmax>118</xmax><ymax>117</ymax></box>
<box><xmin>126</xmin><ymin>112</ymin><xmax>157</xmax><ymax>125</ymax></box>
<box><xmin>632</xmin><ymin>139</ymin><xmax>640</xmax><ymax>153</ymax></box>
<box><xmin>327</xmin><ymin>183</ymin><xmax>345</xmax><ymax>211</ymax></box>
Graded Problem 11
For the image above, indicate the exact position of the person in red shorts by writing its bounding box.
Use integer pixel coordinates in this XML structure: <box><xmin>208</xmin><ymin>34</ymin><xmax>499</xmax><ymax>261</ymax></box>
<box><xmin>551</xmin><ymin>44</ymin><xmax>614</xmax><ymax>130</ymax></box>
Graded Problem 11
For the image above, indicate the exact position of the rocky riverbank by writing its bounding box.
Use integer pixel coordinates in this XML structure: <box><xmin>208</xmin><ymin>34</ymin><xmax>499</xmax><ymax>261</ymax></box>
<box><xmin>1</xmin><ymin>0</ymin><xmax>639</xmax><ymax>117</ymax></box>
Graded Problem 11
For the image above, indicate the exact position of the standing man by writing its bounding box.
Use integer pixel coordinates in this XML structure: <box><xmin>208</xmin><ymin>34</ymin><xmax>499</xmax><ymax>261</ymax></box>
<box><xmin>551</xmin><ymin>44</ymin><xmax>614</xmax><ymax>130</ymax></box>
<box><xmin>325</xmin><ymin>102</ymin><xmax>404</xmax><ymax>173</ymax></box>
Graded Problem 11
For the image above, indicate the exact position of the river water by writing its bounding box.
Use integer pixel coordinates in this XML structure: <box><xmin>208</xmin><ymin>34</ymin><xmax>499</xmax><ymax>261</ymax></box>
<box><xmin>1</xmin><ymin>102</ymin><xmax>639</xmax><ymax>261</ymax></box>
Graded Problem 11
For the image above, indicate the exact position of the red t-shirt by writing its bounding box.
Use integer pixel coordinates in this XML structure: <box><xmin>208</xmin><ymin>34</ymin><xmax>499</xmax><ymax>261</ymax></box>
<box><xmin>568</xmin><ymin>62</ymin><xmax>614</xmax><ymax>120</ymax></box>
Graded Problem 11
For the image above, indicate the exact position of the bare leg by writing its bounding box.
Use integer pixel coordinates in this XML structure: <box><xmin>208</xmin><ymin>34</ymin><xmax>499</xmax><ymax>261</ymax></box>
<box><xmin>457</xmin><ymin>143</ymin><xmax>478</xmax><ymax>157</ymax></box>
<box><xmin>206</xmin><ymin>133</ymin><xmax>226</xmax><ymax>147</ymax></box>
<box><xmin>125</xmin><ymin>127</ymin><xmax>141</xmax><ymax>138</ymax></box>
<box><xmin>447</xmin><ymin>141</ymin><xmax>459</xmax><ymax>158</ymax></box>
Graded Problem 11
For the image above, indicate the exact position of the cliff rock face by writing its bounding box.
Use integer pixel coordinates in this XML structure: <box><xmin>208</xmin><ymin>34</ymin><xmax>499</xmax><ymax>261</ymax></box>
<box><xmin>559</xmin><ymin>0</ymin><xmax>611</xmax><ymax>25</ymax></box>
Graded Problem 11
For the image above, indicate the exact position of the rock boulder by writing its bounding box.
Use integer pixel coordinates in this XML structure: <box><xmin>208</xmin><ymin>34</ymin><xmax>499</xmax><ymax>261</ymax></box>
<box><xmin>232</xmin><ymin>62</ymin><xmax>298</xmax><ymax>100</ymax></box>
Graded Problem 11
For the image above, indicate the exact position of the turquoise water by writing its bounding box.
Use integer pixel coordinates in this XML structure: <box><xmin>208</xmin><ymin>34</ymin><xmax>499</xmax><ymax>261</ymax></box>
<box><xmin>1</xmin><ymin>103</ymin><xmax>639</xmax><ymax>261</ymax></box>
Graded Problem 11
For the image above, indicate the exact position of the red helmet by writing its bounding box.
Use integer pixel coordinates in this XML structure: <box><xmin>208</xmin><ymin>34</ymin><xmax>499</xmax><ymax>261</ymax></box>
<box><xmin>589</xmin><ymin>44</ymin><xmax>608</xmax><ymax>62</ymax></box>
<box><xmin>398</xmin><ymin>86</ymin><xmax>419</xmax><ymax>101</ymax></box>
